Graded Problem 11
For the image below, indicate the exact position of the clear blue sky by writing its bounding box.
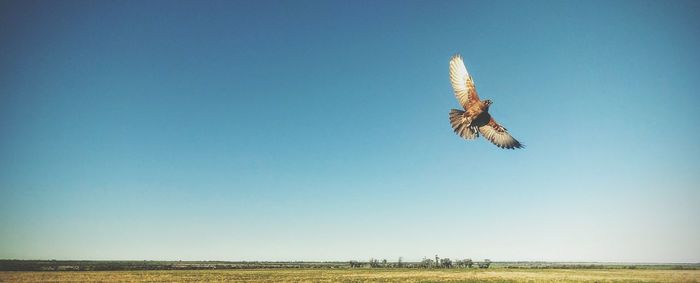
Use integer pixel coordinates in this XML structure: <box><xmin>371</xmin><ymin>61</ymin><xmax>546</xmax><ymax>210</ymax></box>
<box><xmin>1</xmin><ymin>0</ymin><xmax>699</xmax><ymax>263</ymax></box>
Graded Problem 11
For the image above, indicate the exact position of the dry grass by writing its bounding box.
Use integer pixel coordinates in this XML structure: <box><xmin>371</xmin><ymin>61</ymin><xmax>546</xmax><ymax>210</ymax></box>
<box><xmin>1</xmin><ymin>268</ymin><xmax>699</xmax><ymax>282</ymax></box>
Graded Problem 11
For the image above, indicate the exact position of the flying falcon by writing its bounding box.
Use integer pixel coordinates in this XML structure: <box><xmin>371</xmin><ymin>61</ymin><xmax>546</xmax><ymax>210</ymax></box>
<box><xmin>448</xmin><ymin>54</ymin><xmax>523</xmax><ymax>149</ymax></box>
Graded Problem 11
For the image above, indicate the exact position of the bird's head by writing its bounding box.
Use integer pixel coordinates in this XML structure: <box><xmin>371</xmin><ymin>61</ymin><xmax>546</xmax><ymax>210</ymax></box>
<box><xmin>484</xmin><ymin>99</ymin><xmax>493</xmax><ymax>107</ymax></box>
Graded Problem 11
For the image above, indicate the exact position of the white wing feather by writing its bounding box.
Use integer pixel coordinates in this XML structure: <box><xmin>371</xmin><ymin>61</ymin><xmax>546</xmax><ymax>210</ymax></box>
<box><xmin>449</xmin><ymin>54</ymin><xmax>479</xmax><ymax>108</ymax></box>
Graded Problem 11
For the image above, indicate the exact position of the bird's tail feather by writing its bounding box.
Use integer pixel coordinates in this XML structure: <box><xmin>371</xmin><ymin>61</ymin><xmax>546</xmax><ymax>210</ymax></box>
<box><xmin>449</xmin><ymin>109</ymin><xmax>478</xmax><ymax>140</ymax></box>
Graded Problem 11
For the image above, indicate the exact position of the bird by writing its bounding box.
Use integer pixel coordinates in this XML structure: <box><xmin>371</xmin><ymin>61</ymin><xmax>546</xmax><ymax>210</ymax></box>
<box><xmin>448</xmin><ymin>54</ymin><xmax>523</xmax><ymax>149</ymax></box>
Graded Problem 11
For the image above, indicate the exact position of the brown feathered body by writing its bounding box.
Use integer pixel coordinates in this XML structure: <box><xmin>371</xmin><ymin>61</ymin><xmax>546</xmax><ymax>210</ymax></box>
<box><xmin>466</xmin><ymin>101</ymin><xmax>491</xmax><ymax>126</ymax></box>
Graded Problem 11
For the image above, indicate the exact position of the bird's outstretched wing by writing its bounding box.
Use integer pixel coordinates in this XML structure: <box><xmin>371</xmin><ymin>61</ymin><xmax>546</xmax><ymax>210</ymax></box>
<box><xmin>479</xmin><ymin>117</ymin><xmax>523</xmax><ymax>149</ymax></box>
<box><xmin>449</xmin><ymin>54</ymin><xmax>480</xmax><ymax>109</ymax></box>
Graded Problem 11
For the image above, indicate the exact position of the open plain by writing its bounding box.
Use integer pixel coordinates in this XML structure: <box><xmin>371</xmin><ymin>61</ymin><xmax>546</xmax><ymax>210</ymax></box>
<box><xmin>2</xmin><ymin>268</ymin><xmax>700</xmax><ymax>283</ymax></box>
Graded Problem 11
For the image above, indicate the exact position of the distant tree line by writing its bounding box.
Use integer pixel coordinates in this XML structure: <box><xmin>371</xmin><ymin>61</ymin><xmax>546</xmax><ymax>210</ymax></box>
<box><xmin>349</xmin><ymin>255</ymin><xmax>491</xmax><ymax>269</ymax></box>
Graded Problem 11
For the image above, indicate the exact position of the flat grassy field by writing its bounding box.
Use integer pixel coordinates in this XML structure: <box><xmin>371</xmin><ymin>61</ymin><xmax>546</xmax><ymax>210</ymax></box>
<box><xmin>1</xmin><ymin>268</ymin><xmax>699</xmax><ymax>283</ymax></box>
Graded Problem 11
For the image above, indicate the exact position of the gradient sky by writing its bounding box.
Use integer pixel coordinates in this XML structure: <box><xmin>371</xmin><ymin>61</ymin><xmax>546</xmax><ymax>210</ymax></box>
<box><xmin>1</xmin><ymin>0</ymin><xmax>699</xmax><ymax>263</ymax></box>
